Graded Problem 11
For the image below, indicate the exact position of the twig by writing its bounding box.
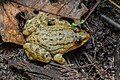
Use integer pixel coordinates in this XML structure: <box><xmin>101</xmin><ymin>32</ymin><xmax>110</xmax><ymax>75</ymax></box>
<box><xmin>73</xmin><ymin>62</ymin><xmax>96</xmax><ymax>69</ymax></box>
<box><xmin>115</xmin><ymin>43</ymin><xmax>120</xmax><ymax>80</ymax></box>
<box><xmin>0</xmin><ymin>42</ymin><xmax>3</xmax><ymax>46</ymax></box>
<box><xmin>83</xmin><ymin>0</ymin><xmax>101</xmax><ymax>22</ymax></box>
<box><xmin>100</xmin><ymin>14</ymin><xmax>120</xmax><ymax>29</ymax></box>
<box><xmin>92</xmin><ymin>37</ymin><xmax>97</xmax><ymax>61</ymax></box>
<box><xmin>87</xmin><ymin>65</ymin><xmax>94</xmax><ymax>75</ymax></box>
<box><xmin>109</xmin><ymin>0</ymin><xmax>120</xmax><ymax>9</ymax></box>
<box><xmin>73</xmin><ymin>55</ymin><xmax>80</xmax><ymax>67</ymax></box>
<box><xmin>85</xmin><ymin>22</ymin><xmax>94</xmax><ymax>33</ymax></box>
<box><xmin>83</xmin><ymin>52</ymin><xmax>104</xmax><ymax>79</ymax></box>
<box><xmin>65</xmin><ymin>55</ymin><xmax>71</xmax><ymax>65</ymax></box>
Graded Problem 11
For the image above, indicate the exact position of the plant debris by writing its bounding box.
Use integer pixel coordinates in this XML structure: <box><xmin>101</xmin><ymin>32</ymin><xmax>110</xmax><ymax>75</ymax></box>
<box><xmin>0</xmin><ymin>0</ymin><xmax>120</xmax><ymax>80</ymax></box>
<box><xmin>0</xmin><ymin>3</ymin><xmax>25</xmax><ymax>45</ymax></box>
<box><xmin>0</xmin><ymin>0</ymin><xmax>88</xmax><ymax>45</ymax></box>
<box><xmin>13</xmin><ymin>0</ymin><xmax>88</xmax><ymax>20</ymax></box>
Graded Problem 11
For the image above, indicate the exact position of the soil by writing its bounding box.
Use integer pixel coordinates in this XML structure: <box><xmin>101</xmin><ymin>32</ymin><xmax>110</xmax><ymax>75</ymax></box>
<box><xmin>0</xmin><ymin>0</ymin><xmax>120</xmax><ymax>80</ymax></box>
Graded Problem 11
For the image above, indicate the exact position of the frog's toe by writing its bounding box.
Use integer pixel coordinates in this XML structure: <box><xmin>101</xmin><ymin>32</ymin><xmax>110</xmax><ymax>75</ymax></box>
<box><xmin>53</xmin><ymin>54</ymin><xmax>67</xmax><ymax>65</ymax></box>
<box><xmin>23</xmin><ymin>43</ymin><xmax>31</xmax><ymax>49</ymax></box>
<box><xmin>24</xmin><ymin>50</ymin><xmax>34</xmax><ymax>60</ymax></box>
<box><xmin>23</xmin><ymin>43</ymin><xmax>32</xmax><ymax>59</ymax></box>
<box><xmin>37</xmin><ymin>52</ymin><xmax>52</xmax><ymax>63</ymax></box>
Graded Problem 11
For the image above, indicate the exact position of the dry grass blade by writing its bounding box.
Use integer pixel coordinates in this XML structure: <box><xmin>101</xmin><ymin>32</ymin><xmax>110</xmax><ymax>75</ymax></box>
<box><xmin>100</xmin><ymin>14</ymin><xmax>120</xmax><ymax>29</ymax></box>
<box><xmin>109</xmin><ymin>0</ymin><xmax>120</xmax><ymax>9</ymax></box>
<box><xmin>83</xmin><ymin>0</ymin><xmax>101</xmax><ymax>22</ymax></box>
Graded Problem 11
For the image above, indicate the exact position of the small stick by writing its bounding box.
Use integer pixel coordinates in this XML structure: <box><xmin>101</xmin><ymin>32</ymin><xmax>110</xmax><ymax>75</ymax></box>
<box><xmin>83</xmin><ymin>0</ymin><xmax>101</xmax><ymax>22</ymax></box>
<box><xmin>100</xmin><ymin>14</ymin><xmax>120</xmax><ymax>29</ymax></box>
<box><xmin>109</xmin><ymin>0</ymin><xmax>120</xmax><ymax>9</ymax></box>
<box><xmin>83</xmin><ymin>52</ymin><xmax>104</xmax><ymax>78</ymax></box>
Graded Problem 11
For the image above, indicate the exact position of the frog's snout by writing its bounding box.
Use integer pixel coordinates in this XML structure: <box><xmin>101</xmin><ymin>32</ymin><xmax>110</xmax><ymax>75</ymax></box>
<box><xmin>75</xmin><ymin>30</ymin><xmax>90</xmax><ymax>45</ymax></box>
<box><xmin>79</xmin><ymin>31</ymin><xmax>90</xmax><ymax>45</ymax></box>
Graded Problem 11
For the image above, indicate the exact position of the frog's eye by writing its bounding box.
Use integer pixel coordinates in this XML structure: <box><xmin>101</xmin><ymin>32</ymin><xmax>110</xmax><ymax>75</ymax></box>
<box><xmin>44</xmin><ymin>53</ymin><xmax>51</xmax><ymax>58</ymax></box>
<box><xmin>48</xmin><ymin>19</ymin><xmax>55</xmax><ymax>26</ymax></box>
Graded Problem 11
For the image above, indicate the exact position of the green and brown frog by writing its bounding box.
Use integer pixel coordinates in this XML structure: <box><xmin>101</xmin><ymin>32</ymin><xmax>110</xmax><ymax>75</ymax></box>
<box><xmin>23</xmin><ymin>13</ymin><xmax>90</xmax><ymax>64</ymax></box>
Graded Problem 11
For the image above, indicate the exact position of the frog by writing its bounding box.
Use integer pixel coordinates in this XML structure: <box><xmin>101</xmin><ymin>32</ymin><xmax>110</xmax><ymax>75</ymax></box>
<box><xmin>23</xmin><ymin>13</ymin><xmax>90</xmax><ymax>64</ymax></box>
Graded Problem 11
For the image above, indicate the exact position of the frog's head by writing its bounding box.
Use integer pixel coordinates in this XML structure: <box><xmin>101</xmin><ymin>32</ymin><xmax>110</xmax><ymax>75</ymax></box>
<box><xmin>75</xmin><ymin>29</ymin><xmax>90</xmax><ymax>46</ymax></box>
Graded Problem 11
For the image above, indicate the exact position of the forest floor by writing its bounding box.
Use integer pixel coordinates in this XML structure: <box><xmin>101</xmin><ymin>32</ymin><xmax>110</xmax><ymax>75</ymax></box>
<box><xmin>0</xmin><ymin>0</ymin><xmax>120</xmax><ymax>80</ymax></box>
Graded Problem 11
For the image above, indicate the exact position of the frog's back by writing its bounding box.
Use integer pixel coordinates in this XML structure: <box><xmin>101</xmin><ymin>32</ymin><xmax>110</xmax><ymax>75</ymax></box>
<box><xmin>25</xmin><ymin>13</ymin><xmax>89</xmax><ymax>55</ymax></box>
<box><xmin>36</xmin><ymin>18</ymin><xmax>76</xmax><ymax>54</ymax></box>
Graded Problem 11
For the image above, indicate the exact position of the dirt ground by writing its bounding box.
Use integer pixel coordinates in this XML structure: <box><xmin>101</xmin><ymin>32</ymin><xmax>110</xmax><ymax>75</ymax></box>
<box><xmin>0</xmin><ymin>0</ymin><xmax>120</xmax><ymax>80</ymax></box>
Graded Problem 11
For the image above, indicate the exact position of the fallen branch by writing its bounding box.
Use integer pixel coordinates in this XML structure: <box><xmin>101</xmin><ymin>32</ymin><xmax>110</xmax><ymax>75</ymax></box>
<box><xmin>81</xmin><ymin>0</ymin><xmax>101</xmax><ymax>24</ymax></box>
<box><xmin>100</xmin><ymin>14</ymin><xmax>120</xmax><ymax>29</ymax></box>
<box><xmin>83</xmin><ymin>52</ymin><xmax>105</xmax><ymax>79</ymax></box>
<box><xmin>109</xmin><ymin>0</ymin><xmax>120</xmax><ymax>9</ymax></box>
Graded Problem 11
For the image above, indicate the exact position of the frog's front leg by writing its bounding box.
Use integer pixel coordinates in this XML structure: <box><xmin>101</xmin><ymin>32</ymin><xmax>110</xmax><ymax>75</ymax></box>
<box><xmin>23</xmin><ymin>43</ymin><xmax>52</xmax><ymax>63</ymax></box>
<box><xmin>53</xmin><ymin>54</ymin><xmax>67</xmax><ymax>65</ymax></box>
<box><xmin>23</xmin><ymin>20</ymin><xmax>38</xmax><ymax>36</ymax></box>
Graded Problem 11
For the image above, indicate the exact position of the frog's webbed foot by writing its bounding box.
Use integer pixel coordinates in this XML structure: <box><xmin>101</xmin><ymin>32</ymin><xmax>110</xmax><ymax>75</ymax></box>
<box><xmin>23</xmin><ymin>43</ymin><xmax>52</xmax><ymax>63</ymax></box>
<box><xmin>53</xmin><ymin>54</ymin><xmax>67</xmax><ymax>65</ymax></box>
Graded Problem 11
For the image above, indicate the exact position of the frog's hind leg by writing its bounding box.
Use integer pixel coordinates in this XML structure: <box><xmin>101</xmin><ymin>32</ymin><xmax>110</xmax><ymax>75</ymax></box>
<box><xmin>23</xmin><ymin>43</ymin><xmax>52</xmax><ymax>63</ymax></box>
<box><xmin>23</xmin><ymin>43</ymin><xmax>38</xmax><ymax>60</ymax></box>
<box><xmin>24</xmin><ymin>50</ymin><xmax>34</xmax><ymax>60</ymax></box>
<box><xmin>53</xmin><ymin>54</ymin><xmax>67</xmax><ymax>65</ymax></box>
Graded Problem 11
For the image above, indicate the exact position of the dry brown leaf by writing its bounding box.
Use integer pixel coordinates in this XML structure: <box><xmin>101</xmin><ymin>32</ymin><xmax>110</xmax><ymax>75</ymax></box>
<box><xmin>13</xmin><ymin>0</ymin><xmax>88</xmax><ymax>19</ymax></box>
<box><xmin>0</xmin><ymin>0</ymin><xmax>88</xmax><ymax>45</ymax></box>
<box><xmin>0</xmin><ymin>3</ymin><xmax>25</xmax><ymax>45</ymax></box>
<box><xmin>9</xmin><ymin>60</ymin><xmax>80</xmax><ymax>79</ymax></box>
<box><xmin>0</xmin><ymin>2</ymin><xmax>35</xmax><ymax>45</ymax></box>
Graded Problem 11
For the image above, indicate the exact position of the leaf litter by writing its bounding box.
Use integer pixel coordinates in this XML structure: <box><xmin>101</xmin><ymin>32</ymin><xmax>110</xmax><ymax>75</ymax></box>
<box><xmin>0</xmin><ymin>0</ymin><xmax>119</xmax><ymax>80</ymax></box>
<box><xmin>0</xmin><ymin>0</ymin><xmax>88</xmax><ymax>45</ymax></box>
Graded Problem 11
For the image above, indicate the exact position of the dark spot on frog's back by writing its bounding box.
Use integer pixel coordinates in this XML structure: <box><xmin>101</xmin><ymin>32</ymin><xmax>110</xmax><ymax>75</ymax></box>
<box><xmin>42</xmin><ymin>38</ymin><xmax>48</xmax><ymax>41</ymax></box>
<box><xmin>50</xmin><ymin>39</ymin><xmax>53</xmax><ymax>41</ymax></box>
<box><xmin>35</xmin><ymin>48</ymin><xmax>39</xmax><ymax>53</ymax></box>
<box><xmin>59</xmin><ymin>33</ymin><xmax>62</xmax><ymax>35</ymax></box>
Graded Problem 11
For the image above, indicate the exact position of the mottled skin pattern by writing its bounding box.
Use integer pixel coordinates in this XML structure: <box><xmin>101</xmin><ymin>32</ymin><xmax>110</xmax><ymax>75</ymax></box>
<box><xmin>23</xmin><ymin>13</ymin><xmax>90</xmax><ymax>64</ymax></box>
